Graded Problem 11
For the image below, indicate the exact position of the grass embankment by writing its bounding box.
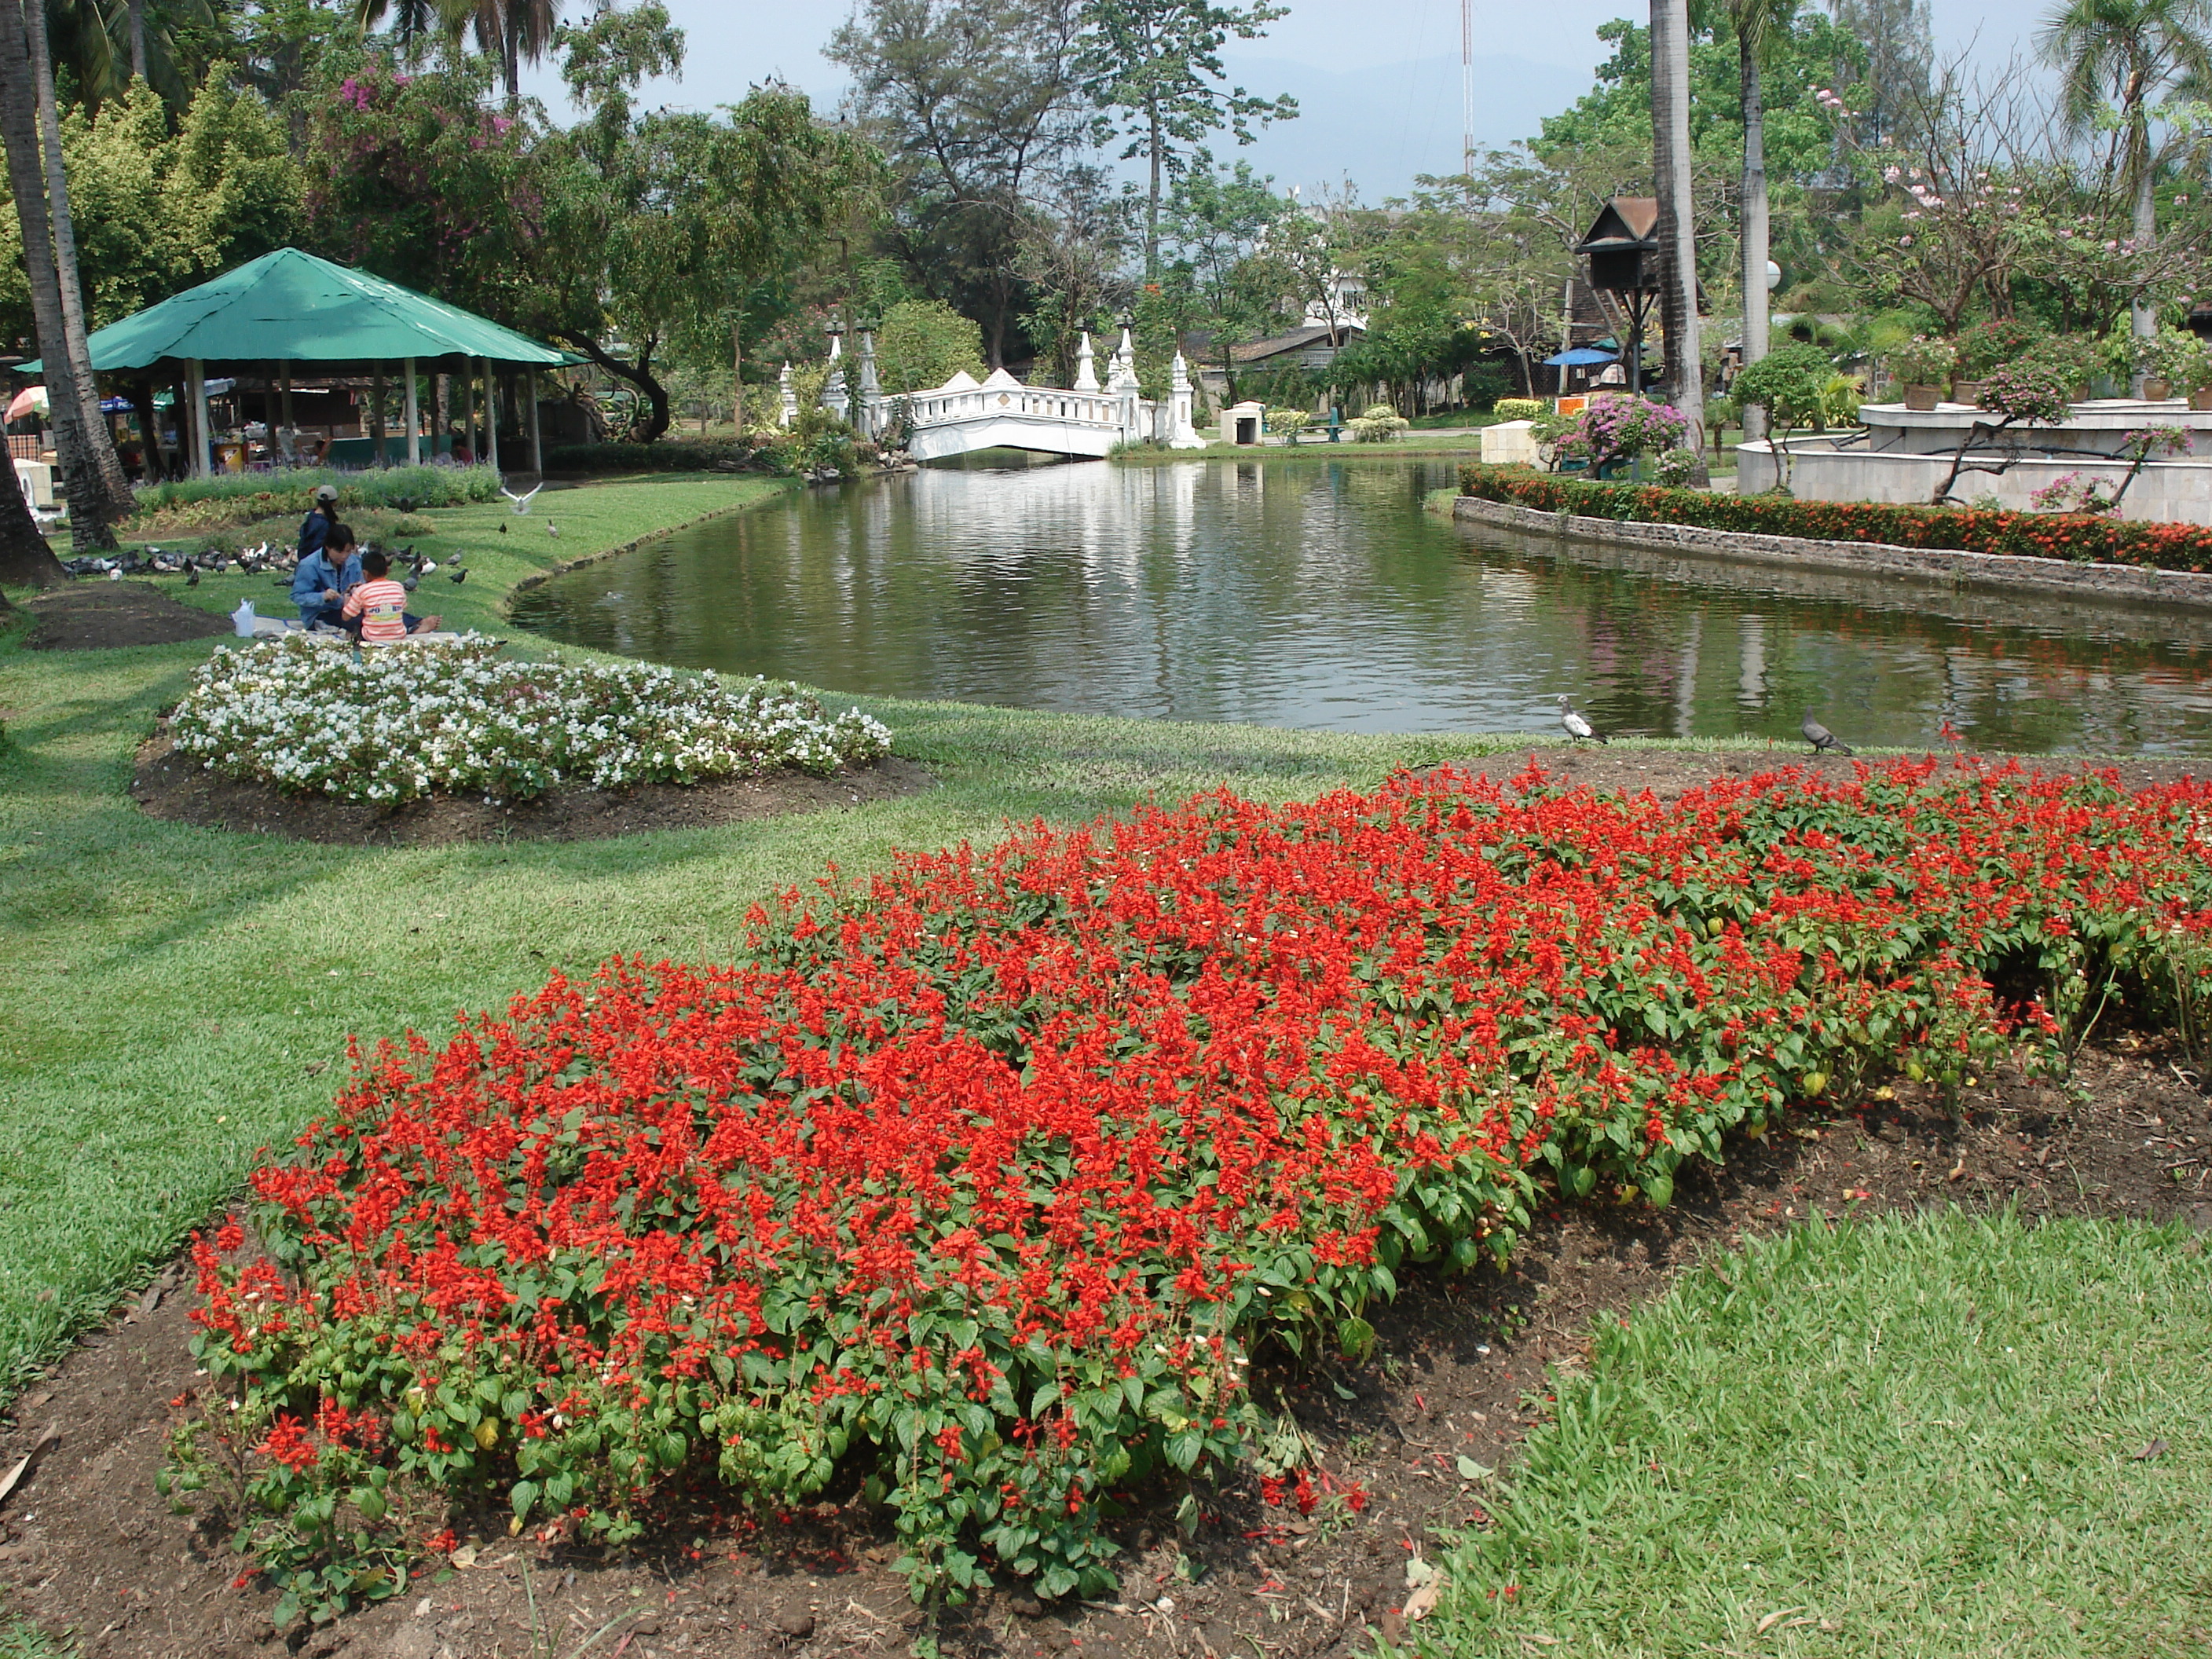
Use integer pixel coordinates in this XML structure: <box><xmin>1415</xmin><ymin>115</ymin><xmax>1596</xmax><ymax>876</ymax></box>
<box><xmin>0</xmin><ymin>473</ymin><xmax>1487</xmax><ymax>1393</ymax></box>
<box><xmin>1417</xmin><ymin>1209</ymin><xmax>2212</xmax><ymax>1657</ymax></box>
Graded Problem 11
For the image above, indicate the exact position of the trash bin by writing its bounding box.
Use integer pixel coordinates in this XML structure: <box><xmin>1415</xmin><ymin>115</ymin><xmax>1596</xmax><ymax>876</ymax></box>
<box><xmin>218</xmin><ymin>441</ymin><xmax>247</xmax><ymax>473</ymax></box>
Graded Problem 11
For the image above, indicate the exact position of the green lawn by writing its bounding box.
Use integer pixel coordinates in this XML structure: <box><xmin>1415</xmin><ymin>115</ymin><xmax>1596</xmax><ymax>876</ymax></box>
<box><xmin>0</xmin><ymin>472</ymin><xmax>1490</xmax><ymax>1393</ymax></box>
<box><xmin>1412</xmin><ymin>1209</ymin><xmax>2212</xmax><ymax>1658</ymax></box>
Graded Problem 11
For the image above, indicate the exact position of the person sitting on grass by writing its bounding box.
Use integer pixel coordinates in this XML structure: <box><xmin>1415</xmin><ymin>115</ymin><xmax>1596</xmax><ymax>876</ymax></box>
<box><xmin>339</xmin><ymin>548</ymin><xmax>441</xmax><ymax>643</ymax></box>
<box><xmin>291</xmin><ymin>518</ymin><xmax>362</xmax><ymax>629</ymax></box>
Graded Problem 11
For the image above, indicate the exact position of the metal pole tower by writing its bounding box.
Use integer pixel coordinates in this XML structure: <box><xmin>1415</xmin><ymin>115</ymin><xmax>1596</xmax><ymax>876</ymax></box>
<box><xmin>1461</xmin><ymin>0</ymin><xmax>1475</xmax><ymax>176</ymax></box>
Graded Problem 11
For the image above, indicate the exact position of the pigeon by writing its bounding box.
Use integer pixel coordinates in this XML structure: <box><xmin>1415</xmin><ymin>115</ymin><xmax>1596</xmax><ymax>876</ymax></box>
<box><xmin>107</xmin><ymin>566</ymin><xmax>121</xmax><ymax>580</ymax></box>
<box><xmin>449</xmin><ymin>566</ymin><xmax>469</xmax><ymax>584</ymax></box>
<box><xmin>402</xmin><ymin>576</ymin><xmax>419</xmax><ymax>592</ymax></box>
<box><xmin>499</xmin><ymin>521</ymin><xmax>508</xmax><ymax>533</ymax></box>
<box><xmin>185</xmin><ymin>558</ymin><xmax>200</xmax><ymax>587</ymax></box>
<box><xmin>500</xmin><ymin>482</ymin><xmax>542</xmax><ymax>515</ymax></box>
<box><xmin>546</xmin><ymin>519</ymin><xmax>558</xmax><ymax>538</ymax></box>
<box><xmin>1557</xmin><ymin>694</ymin><xmax>1606</xmax><ymax>745</ymax></box>
<box><xmin>1801</xmin><ymin>716</ymin><xmax>1853</xmax><ymax>756</ymax></box>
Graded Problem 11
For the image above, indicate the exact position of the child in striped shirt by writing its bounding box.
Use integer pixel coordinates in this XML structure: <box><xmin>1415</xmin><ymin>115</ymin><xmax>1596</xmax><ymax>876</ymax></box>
<box><xmin>340</xmin><ymin>545</ymin><xmax>440</xmax><ymax>642</ymax></box>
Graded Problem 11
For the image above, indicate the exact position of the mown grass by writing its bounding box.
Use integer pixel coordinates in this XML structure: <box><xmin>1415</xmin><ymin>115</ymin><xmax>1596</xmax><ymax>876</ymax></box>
<box><xmin>1412</xmin><ymin>1209</ymin><xmax>2212</xmax><ymax>1658</ymax></box>
<box><xmin>0</xmin><ymin>472</ymin><xmax>1506</xmax><ymax>1393</ymax></box>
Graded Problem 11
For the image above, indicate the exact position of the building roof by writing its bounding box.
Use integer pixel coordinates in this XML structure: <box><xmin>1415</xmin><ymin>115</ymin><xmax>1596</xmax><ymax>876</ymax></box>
<box><xmin>16</xmin><ymin>247</ymin><xmax>574</xmax><ymax>375</ymax></box>
<box><xmin>1229</xmin><ymin>323</ymin><xmax>1364</xmax><ymax>364</ymax></box>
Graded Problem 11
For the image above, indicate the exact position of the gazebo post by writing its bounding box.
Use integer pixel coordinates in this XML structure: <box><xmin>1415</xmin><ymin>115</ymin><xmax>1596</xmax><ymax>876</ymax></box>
<box><xmin>280</xmin><ymin>363</ymin><xmax>295</xmax><ymax>464</ymax></box>
<box><xmin>459</xmin><ymin>371</ymin><xmax>474</xmax><ymax>463</ymax></box>
<box><xmin>527</xmin><ymin>368</ymin><xmax>542</xmax><ymax>474</ymax></box>
<box><xmin>483</xmin><ymin>358</ymin><xmax>501</xmax><ymax>473</ymax></box>
<box><xmin>404</xmin><ymin>357</ymin><xmax>420</xmax><ymax>467</ymax></box>
<box><xmin>372</xmin><ymin>367</ymin><xmax>387</xmax><ymax>467</ymax></box>
<box><xmin>187</xmin><ymin>359</ymin><xmax>210</xmax><ymax>478</ymax></box>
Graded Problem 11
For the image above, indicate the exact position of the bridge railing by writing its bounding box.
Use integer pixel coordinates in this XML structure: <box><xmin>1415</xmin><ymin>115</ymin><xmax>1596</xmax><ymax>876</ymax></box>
<box><xmin>908</xmin><ymin>387</ymin><xmax>1126</xmax><ymax>428</ymax></box>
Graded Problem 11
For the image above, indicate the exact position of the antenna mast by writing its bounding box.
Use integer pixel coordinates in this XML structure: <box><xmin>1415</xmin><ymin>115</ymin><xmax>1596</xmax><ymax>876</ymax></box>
<box><xmin>1461</xmin><ymin>0</ymin><xmax>1475</xmax><ymax>176</ymax></box>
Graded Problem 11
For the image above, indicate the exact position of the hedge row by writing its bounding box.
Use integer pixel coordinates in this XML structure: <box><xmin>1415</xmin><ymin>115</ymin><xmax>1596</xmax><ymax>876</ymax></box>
<box><xmin>542</xmin><ymin>441</ymin><xmax>758</xmax><ymax>474</ymax></box>
<box><xmin>1458</xmin><ymin>463</ymin><xmax>2212</xmax><ymax>573</ymax></box>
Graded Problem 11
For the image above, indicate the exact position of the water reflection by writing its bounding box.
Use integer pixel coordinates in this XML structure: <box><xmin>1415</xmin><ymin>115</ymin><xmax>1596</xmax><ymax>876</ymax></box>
<box><xmin>510</xmin><ymin>455</ymin><xmax>2212</xmax><ymax>753</ymax></box>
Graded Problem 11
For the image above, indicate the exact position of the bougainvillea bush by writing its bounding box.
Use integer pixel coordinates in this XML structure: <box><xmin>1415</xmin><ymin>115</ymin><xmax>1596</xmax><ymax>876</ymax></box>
<box><xmin>178</xmin><ymin>761</ymin><xmax>2212</xmax><ymax>1621</ymax></box>
<box><xmin>170</xmin><ymin>636</ymin><xmax>891</xmax><ymax>804</ymax></box>
<box><xmin>1459</xmin><ymin>462</ymin><xmax>2212</xmax><ymax>570</ymax></box>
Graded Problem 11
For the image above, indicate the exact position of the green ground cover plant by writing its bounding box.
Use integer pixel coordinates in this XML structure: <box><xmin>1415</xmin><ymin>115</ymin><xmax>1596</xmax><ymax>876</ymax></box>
<box><xmin>1460</xmin><ymin>462</ymin><xmax>2212</xmax><ymax>570</ymax></box>
<box><xmin>125</xmin><ymin>465</ymin><xmax>505</xmax><ymax>537</ymax></box>
<box><xmin>1412</xmin><ymin>1209</ymin><xmax>2212</xmax><ymax>1658</ymax></box>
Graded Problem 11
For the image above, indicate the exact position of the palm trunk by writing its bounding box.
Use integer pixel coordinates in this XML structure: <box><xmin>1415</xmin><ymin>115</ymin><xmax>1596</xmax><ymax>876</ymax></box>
<box><xmin>2131</xmin><ymin>125</ymin><xmax>2157</xmax><ymax>349</ymax></box>
<box><xmin>1739</xmin><ymin>33</ymin><xmax>1771</xmax><ymax>442</ymax></box>
<box><xmin>24</xmin><ymin>0</ymin><xmax>132</xmax><ymax>522</ymax></box>
<box><xmin>0</xmin><ymin>0</ymin><xmax>116</xmax><ymax>552</ymax></box>
<box><xmin>1651</xmin><ymin>0</ymin><xmax>1705</xmax><ymax>438</ymax></box>
<box><xmin>0</xmin><ymin>420</ymin><xmax>68</xmax><ymax>587</ymax></box>
<box><xmin>732</xmin><ymin>321</ymin><xmax>745</xmax><ymax>431</ymax></box>
<box><xmin>127</xmin><ymin>0</ymin><xmax>147</xmax><ymax>79</ymax></box>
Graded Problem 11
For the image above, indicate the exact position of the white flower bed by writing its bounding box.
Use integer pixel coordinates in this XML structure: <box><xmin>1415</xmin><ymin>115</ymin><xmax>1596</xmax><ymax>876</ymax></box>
<box><xmin>171</xmin><ymin>635</ymin><xmax>893</xmax><ymax>804</ymax></box>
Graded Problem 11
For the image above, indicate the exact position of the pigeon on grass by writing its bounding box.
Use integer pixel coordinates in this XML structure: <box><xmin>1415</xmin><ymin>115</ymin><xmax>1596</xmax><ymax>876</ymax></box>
<box><xmin>1801</xmin><ymin>716</ymin><xmax>1853</xmax><ymax>756</ymax></box>
<box><xmin>1557</xmin><ymin>695</ymin><xmax>1606</xmax><ymax>744</ymax></box>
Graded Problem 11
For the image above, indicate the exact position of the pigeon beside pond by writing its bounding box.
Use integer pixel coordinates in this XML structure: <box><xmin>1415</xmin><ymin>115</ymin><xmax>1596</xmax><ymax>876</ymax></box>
<box><xmin>1557</xmin><ymin>695</ymin><xmax>1606</xmax><ymax>745</ymax></box>
<box><xmin>1801</xmin><ymin>716</ymin><xmax>1853</xmax><ymax>756</ymax></box>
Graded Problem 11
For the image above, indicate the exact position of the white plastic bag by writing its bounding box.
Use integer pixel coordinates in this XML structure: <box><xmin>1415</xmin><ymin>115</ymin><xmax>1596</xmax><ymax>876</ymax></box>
<box><xmin>231</xmin><ymin>599</ymin><xmax>257</xmax><ymax>637</ymax></box>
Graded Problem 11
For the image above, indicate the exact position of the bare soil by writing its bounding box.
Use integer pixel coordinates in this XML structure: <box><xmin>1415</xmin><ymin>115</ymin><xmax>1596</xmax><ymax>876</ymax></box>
<box><xmin>5</xmin><ymin>753</ymin><xmax>2210</xmax><ymax>1659</ymax></box>
<box><xmin>20</xmin><ymin>584</ymin><xmax>233</xmax><ymax>651</ymax></box>
<box><xmin>130</xmin><ymin>734</ymin><xmax>936</xmax><ymax>846</ymax></box>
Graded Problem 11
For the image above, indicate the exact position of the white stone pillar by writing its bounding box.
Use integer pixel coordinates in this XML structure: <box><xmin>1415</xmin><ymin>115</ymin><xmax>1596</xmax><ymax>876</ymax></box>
<box><xmin>856</xmin><ymin>329</ymin><xmax>881</xmax><ymax>440</ymax></box>
<box><xmin>1168</xmin><ymin>352</ymin><xmax>1203</xmax><ymax>449</ymax></box>
<box><xmin>778</xmin><ymin>362</ymin><xmax>797</xmax><ymax>427</ymax></box>
<box><xmin>1075</xmin><ymin>332</ymin><xmax>1100</xmax><ymax>391</ymax></box>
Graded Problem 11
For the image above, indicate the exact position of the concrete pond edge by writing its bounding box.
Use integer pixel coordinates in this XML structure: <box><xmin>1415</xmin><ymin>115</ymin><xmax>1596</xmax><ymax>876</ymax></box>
<box><xmin>1452</xmin><ymin>492</ymin><xmax>2212</xmax><ymax>613</ymax></box>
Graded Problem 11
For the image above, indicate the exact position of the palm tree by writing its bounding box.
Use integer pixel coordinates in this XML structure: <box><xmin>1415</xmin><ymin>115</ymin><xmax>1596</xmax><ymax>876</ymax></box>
<box><xmin>0</xmin><ymin>0</ymin><xmax>127</xmax><ymax>549</ymax></box>
<box><xmin>1729</xmin><ymin>0</ymin><xmax>1797</xmax><ymax>441</ymax></box>
<box><xmin>2039</xmin><ymin>0</ymin><xmax>2212</xmax><ymax>348</ymax></box>
<box><xmin>1650</xmin><ymin>0</ymin><xmax>1705</xmax><ymax>438</ymax></box>
<box><xmin>355</xmin><ymin>0</ymin><xmax>560</xmax><ymax>101</ymax></box>
<box><xmin>46</xmin><ymin>0</ymin><xmax>222</xmax><ymax>111</ymax></box>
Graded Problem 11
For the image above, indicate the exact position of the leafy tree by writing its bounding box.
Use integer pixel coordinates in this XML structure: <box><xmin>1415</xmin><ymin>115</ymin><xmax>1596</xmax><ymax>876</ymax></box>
<box><xmin>2038</xmin><ymin>0</ymin><xmax>2212</xmax><ymax>349</ymax></box>
<box><xmin>46</xmin><ymin>0</ymin><xmax>223</xmax><ymax>113</ymax></box>
<box><xmin>1730</xmin><ymin>339</ymin><xmax>1829</xmax><ymax>485</ymax></box>
<box><xmin>829</xmin><ymin>0</ymin><xmax>1090</xmax><ymax>368</ymax></box>
<box><xmin>1830</xmin><ymin>0</ymin><xmax>1932</xmax><ymax>145</ymax></box>
<box><xmin>1</xmin><ymin>80</ymin><xmax>300</xmax><ymax>336</ymax></box>
<box><xmin>1154</xmin><ymin>157</ymin><xmax>1285</xmax><ymax>403</ymax></box>
<box><xmin>1016</xmin><ymin>159</ymin><xmax>1133</xmax><ymax>386</ymax></box>
<box><xmin>876</xmin><ymin>296</ymin><xmax>985</xmax><ymax>391</ymax></box>
<box><xmin>1072</xmin><ymin>0</ymin><xmax>1295</xmax><ymax>276</ymax></box>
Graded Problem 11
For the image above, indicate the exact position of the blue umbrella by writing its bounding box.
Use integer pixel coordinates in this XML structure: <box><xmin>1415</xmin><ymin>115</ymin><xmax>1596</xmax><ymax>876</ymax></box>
<box><xmin>1544</xmin><ymin>347</ymin><xmax>1619</xmax><ymax>367</ymax></box>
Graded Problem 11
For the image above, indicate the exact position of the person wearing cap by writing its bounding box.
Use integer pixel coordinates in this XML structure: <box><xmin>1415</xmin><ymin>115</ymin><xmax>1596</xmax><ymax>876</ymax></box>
<box><xmin>298</xmin><ymin>482</ymin><xmax>341</xmax><ymax>562</ymax></box>
<box><xmin>291</xmin><ymin>518</ymin><xmax>364</xmax><ymax>628</ymax></box>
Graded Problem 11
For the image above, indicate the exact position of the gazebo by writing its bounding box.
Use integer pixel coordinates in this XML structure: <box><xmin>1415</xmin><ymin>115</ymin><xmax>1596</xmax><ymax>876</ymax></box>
<box><xmin>17</xmin><ymin>247</ymin><xmax>573</xmax><ymax>478</ymax></box>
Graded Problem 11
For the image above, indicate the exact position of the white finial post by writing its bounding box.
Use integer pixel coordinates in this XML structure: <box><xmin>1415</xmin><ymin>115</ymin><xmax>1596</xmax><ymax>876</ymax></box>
<box><xmin>855</xmin><ymin>328</ymin><xmax>881</xmax><ymax>438</ymax></box>
<box><xmin>1075</xmin><ymin>331</ymin><xmax>1100</xmax><ymax>392</ymax></box>
<box><xmin>778</xmin><ymin>361</ymin><xmax>797</xmax><ymax>427</ymax></box>
<box><xmin>1167</xmin><ymin>350</ymin><xmax>1203</xmax><ymax>449</ymax></box>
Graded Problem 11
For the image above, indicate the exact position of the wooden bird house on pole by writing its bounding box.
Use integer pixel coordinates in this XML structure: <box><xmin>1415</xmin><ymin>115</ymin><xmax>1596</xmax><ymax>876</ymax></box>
<box><xmin>1575</xmin><ymin>198</ymin><xmax>1661</xmax><ymax>397</ymax></box>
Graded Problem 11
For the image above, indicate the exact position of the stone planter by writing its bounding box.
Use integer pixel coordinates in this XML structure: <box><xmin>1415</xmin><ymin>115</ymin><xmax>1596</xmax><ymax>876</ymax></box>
<box><xmin>2145</xmin><ymin>378</ymin><xmax>2174</xmax><ymax>401</ymax></box>
<box><xmin>1950</xmin><ymin>379</ymin><xmax>1984</xmax><ymax>406</ymax></box>
<box><xmin>1903</xmin><ymin>383</ymin><xmax>1942</xmax><ymax>412</ymax></box>
<box><xmin>2192</xmin><ymin>386</ymin><xmax>2212</xmax><ymax>412</ymax></box>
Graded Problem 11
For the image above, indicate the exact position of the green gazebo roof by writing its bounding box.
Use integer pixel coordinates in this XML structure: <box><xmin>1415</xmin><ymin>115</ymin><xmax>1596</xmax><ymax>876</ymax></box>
<box><xmin>17</xmin><ymin>247</ymin><xmax>573</xmax><ymax>374</ymax></box>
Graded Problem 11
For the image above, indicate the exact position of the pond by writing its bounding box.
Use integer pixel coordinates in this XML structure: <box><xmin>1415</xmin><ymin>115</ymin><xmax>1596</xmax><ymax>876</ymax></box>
<box><xmin>511</xmin><ymin>454</ymin><xmax>2212</xmax><ymax>753</ymax></box>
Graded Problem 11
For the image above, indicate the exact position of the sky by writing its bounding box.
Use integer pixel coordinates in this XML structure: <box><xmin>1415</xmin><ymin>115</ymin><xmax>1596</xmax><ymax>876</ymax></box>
<box><xmin>520</xmin><ymin>2</ymin><xmax>2040</xmax><ymax>198</ymax></box>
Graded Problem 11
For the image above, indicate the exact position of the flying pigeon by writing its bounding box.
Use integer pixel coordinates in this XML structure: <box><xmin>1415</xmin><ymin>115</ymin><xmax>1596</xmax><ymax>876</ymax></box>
<box><xmin>1801</xmin><ymin>716</ymin><xmax>1853</xmax><ymax>756</ymax></box>
<box><xmin>1557</xmin><ymin>695</ymin><xmax>1606</xmax><ymax>745</ymax></box>
<box><xmin>500</xmin><ymin>483</ymin><xmax>542</xmax><ymax>515</ymax></box>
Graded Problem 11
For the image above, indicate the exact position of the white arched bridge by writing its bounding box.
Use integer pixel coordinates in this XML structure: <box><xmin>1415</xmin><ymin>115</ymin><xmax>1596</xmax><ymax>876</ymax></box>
<box><xmin>778</xmin><ymin>328</ymin><xmax>1205</xmax><ymax>460</ymax></box>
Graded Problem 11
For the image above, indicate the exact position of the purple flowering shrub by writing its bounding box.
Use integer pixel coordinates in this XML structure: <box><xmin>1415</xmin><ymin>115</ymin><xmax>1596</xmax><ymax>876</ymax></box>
<box><xmin>1555</xmin><ymin>395</ymin><xmax>1692</xmax><ymax>471</ymax></box>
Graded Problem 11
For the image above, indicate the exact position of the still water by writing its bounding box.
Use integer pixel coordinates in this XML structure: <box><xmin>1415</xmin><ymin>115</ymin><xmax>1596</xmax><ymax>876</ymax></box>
<box><xmin>512</xmin><ymin>455</ymin><xmax>2212</xmax><ymax>753</ymax></box>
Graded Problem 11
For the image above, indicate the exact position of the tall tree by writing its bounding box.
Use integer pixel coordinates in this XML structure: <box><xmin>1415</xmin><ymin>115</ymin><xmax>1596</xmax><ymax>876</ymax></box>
<box><xmin>830</xmin><ymin>0</ymin><xmax>1089</xmax><ymax>367</ymax></box>
<box><xmin>1072</xmin><ymin>0</ymin><xmax>1295</xmax><ymax>276</ymax></box>
<box><xmin>1730</xmin><ymin>0</ymin><xmax>1798</xmax><ymax>438</ymax></box>
<box><xmin>1650</xmin><ymin>0</ymin><xmax>1705</xmax><ymax>434</ymax></box>
<box><xmin>2039</xmin><ymin>0</ymin><xmax>2212</xmax><ymax>350</ymax></box>
<box><xmin>29</xmin><ymin>0</ymin><xmax>135</xmax><ymax>516</ymax></box>
<box><xmin>0</xmin><ymin>423</ymin><xmax>67</xmax><ymax>588</ymax></box>
<box><xmin>0</xmin><ymin>0</ymin><xmax>126</xmax><ymax>549</ymax></box>
<box><xmin>1829</xmin><ymin>0</ymin><xmax>1931</xmax><ymax>144</ymax></box>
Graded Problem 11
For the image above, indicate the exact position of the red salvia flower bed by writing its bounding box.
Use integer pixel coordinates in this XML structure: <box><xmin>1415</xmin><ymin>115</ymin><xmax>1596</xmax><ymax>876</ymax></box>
<box><xmin>181</xmin><ymin>760</ymin><xmax>2212</xmax><ymax>1618</ymax></box>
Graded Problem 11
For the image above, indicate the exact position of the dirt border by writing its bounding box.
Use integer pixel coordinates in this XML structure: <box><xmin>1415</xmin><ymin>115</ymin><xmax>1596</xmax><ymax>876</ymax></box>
<box><xmin>130</xmin><ymin>731</ymin><xmax>933</xmax><ymax>846</ymax></box>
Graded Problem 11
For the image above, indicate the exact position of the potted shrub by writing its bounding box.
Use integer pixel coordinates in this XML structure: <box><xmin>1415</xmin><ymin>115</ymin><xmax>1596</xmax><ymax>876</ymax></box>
<box><xmin>1953</xmin><ymin>318</ymin><xmax>2045</xmax><ymax>405</ymax></box>
<box><xmin>1888</xmin><ymin>337</ymin><xmax>1957</xmax><ymax>410</ymax></box>
<box><xmin>2026</xmin><ymin>335</ymin><xmax>2100</xmax><ymax>403</ymax></box>
<box><xmin>2138</xmin><ymin>327</ymin><xmax>2207</xmax><ymax>403</ymax></box>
